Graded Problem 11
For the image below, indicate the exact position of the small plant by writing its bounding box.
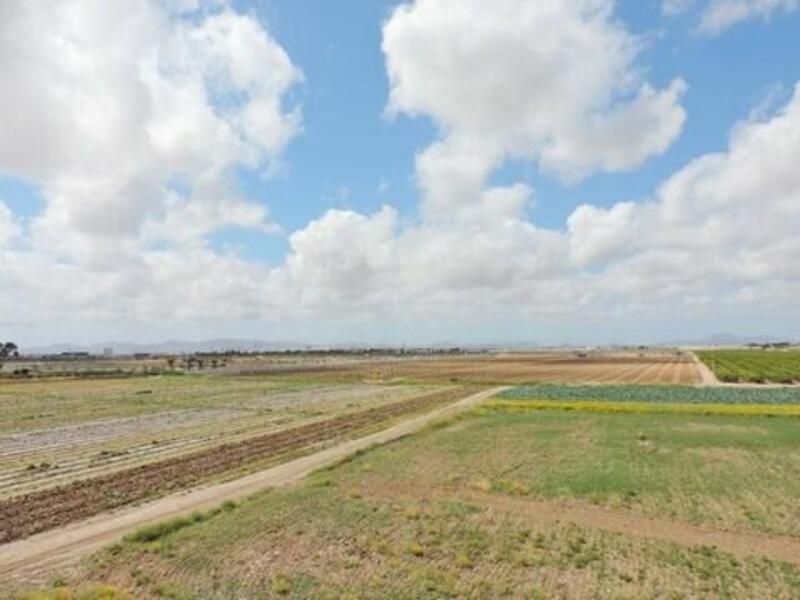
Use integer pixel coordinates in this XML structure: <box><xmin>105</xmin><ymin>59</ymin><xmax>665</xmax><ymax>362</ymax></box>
<box><xmin>407</xmin><ymin>541</ymin><xmax>424</xmax><ymax>557</ymax></box>
<box><xmin>454</xmin><ymin>552</ymin><xmax>474</xmax><ymax>569</ymax></box>
<box><xmin>270</xmin><ymin>574</ymin><xmax>292</xmax><ymax>595</ymax></box>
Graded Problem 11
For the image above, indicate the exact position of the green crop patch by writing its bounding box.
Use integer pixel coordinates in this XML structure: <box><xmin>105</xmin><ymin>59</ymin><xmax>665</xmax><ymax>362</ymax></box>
<box><xmin>697</xmin><ymin>349</ymin><xmax>800</xmax><ymax>384</ymax></box>
<box><xmin>497</xmin><ymin>383</ymin><xmax>800</xmax><ymax>405</ymax></box>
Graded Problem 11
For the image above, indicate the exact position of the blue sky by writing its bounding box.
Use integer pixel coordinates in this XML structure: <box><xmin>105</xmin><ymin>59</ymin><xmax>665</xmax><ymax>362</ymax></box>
<box><xmin>218</xmin><ymin>0</ymin><xmax>800</xmax><ymax>259</ymax></box>
<box><xmin>0</xmin><ymin>0</ymin><xmax>800</xmax><ymax>341</ymax></box>
<box><xmin>197</xmin><ymin>1</ymin><xmax>797</xmax><ymax>269</ymax></box>
<box><xmin>2</xmin><ymin>1</ymin><xmax>798</xmax><ymax>241</ymax></box>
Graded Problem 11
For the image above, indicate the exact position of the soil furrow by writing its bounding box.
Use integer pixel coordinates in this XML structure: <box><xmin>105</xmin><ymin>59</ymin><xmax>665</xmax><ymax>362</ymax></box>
<box><xmin>0</xmin><ymin>386</ymin><xmax>475</xmax><ymax>544</ymax></box>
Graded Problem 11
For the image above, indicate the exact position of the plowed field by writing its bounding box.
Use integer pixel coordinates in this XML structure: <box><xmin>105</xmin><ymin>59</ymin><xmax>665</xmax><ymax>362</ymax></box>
<box><xmin>0</xmin><ymin>386</ymin><xmax>477</xmax><ymax>543</ymax></box>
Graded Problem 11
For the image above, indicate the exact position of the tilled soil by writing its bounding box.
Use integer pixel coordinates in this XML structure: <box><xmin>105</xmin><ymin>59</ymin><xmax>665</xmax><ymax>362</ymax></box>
<box><xmin>0</xmin><ymin>386</ymin><xmax>476</xmax><ymax>544</ymax></box>
<box><xmin>0</xmin><ymin>408</ymin><xmax>241</xmax><ymax>457</ymax></box>
<box><xmin>234</xmin><ymin>354</ymin><xmax>702</xmax><ymax>385</ymax></box>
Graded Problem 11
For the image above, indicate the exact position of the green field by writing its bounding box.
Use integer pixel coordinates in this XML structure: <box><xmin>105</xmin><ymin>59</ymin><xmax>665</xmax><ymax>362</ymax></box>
<box><xmin>19</xmin><ymin>403</ymin><xmax>800</xmax><ymax>599</ymax></box>
<box><xmin>697</xmin><ymin>349</ymin><xmax>800</xmax><ymax>384</ymax></box>
<box><xmin>498</xmin><ymin>383</ymin><xmax>800</xmax><ymax>404</ymax></box>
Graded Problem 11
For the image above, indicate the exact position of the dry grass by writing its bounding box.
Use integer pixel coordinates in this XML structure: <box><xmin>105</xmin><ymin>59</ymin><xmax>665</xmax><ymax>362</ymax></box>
<box><xmin>14</xmin><ymin>407</ymin><xmax>800</xmax><ymax>598</ymax></box>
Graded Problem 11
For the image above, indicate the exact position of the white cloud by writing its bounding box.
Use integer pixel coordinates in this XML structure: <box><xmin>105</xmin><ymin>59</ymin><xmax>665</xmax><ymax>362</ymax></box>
<box><xmin>1</xmin><ymin>1</ymin><xmax>798</xmax><ymax>342</ymax></box>
<box><xmin>568</xmin><ymin>82</ymin><xmax>800</xmax><ymax>308</ymax></box>
<box><xmin>383</xmin><ymin>0</ymin><xmax>686</xmax><ymax>222</ymax></box>
<box><xmin>0</xmin><ymin>0</ymin><xmax>301</xmax><ymax>267</ymax></box>
<box><xmin>272</xmin><ymin>82</ymin><xmax>800</xmax><ymax>325</ymax></box>
<box><xmin>663</xmin><ymin>0</ymin><xmax>800</xmax><ymax>33</ymax></box>
<box><xmin>0</xmin><ymin>202</ymin><xmax>20</xmax><ymax>246</ymax></box>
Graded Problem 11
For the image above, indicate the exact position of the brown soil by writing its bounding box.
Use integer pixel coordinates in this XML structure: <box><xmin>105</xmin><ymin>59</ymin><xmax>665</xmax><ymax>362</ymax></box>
<box><xmin>244</xmin><ymin>354</ymin><xmax>702</xmax><ymax>385</ymax></box>
<box><xmin>0</xmin><ymin>386</ymin><xmax>478</xmax><ymax>544</ymax></box>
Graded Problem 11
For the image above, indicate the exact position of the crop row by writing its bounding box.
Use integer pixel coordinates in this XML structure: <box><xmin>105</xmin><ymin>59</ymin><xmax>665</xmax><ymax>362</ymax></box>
<box><xmin>497</xmin><ymin>384</ymin><xmax>800</xmax><ymax>405</ymax></box>
<box><xmin>485</xmin><ymin>399</ymin><xmax>800</xmax><ymax>417</ymax></box>
<box><xmin>0</xmin><ymin>386</ymin><xmax>478</xmax><ymax>543</ymax></box>
<box><xmin>697</xmin><ymin>350</ymin><xmax>800</xmax><ymax>384</ymax></box>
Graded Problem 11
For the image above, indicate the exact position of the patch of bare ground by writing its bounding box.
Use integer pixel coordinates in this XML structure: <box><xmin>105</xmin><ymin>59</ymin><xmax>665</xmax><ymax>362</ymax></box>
<box><xmin>693</xmin><ymin>352</ymin><xmax>720</xmax><ymax>385</ymax></box>
<box><xmin>677</xmin><ymin>422</ymin><xmax>768</xmax><ymax>435</ymax></box>
<box><xmin>249</xmin><ymin>352</ymin><xmax>701</xmax><ymax>385</ymax></box>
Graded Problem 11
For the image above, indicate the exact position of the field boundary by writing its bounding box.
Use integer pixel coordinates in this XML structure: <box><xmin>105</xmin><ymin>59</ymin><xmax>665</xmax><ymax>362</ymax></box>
<box><xmin>693</xmin><ymin>352</ymin><xmax>719</xmax><ymax>386</ymax></box>
<box><xmin>0</xmin><ymin>386</ymin><xmax>507</xmax><ymax>584</ymax></box>
<box><xmin>485</xmin><ymin>399</ymin><xmax>800</xmax><ymax>417</ymax></box>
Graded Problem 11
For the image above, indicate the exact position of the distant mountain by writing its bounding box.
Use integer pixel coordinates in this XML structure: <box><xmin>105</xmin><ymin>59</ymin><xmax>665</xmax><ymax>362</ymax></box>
<box><xmin>660</xmin><ymin>333</ymin><xmax>798</xmax><ymax>347</ymax></box>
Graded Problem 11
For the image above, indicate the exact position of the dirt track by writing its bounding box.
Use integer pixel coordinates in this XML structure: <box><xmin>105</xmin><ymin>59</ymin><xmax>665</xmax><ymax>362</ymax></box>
<box><xmin>367</xmin><ymin>486</ymin><xmax>800</xmax><ymax>567</ymax></box>
<box><xmin>693</xmin><ymin>352</ymin><xmax>720</xmax><ymax>385</ymax></box>
<box><xmin>0</xmin><ymin>387</ymin><xmax>506</xmax><ymax>583</ymax></box>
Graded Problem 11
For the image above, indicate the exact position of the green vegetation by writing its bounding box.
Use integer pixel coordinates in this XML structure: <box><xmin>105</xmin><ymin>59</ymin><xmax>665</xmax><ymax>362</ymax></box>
<box><xmin>499</xmin><ymin>383</ymin><xmax>800</xmax><ymax>403</ymax></box>
<box><xmin>487</xmin><ymin>398</ymin><xmax>800</xmax><ymax>416</ymax></box>
<box><xmin>492</xmin><ymin>383</ymin><xmax>800</xmax><ymax>417</ymax></box>
<box><xmin>15</xmin><ymin>585</ymin><xmax>132</xmax><ymax>600</ymax></box>
<box><xmin>697</xmin><ymin>349</ymin><xmax>800</xmax><ymax>383</ymax></box>
<box><xmin>123</xmin><ymin>502</ymin><xmax>236</xmax><ymax>544</ymax></box>
<box><xmin>20</xmin><ymin>408</ymin><xmax>800</xmax><ymax>598</ymax></box>
<box><xmin>332</xmin><ymin>408</ymin><xmax>800</xmax><ymax>536</ymax></box>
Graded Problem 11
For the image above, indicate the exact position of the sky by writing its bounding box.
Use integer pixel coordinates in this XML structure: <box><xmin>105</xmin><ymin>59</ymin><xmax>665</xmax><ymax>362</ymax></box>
<box><xmin>1</xmin><ymin>0</ymin><xmax>799</xmax><ymax>348</ymax></box>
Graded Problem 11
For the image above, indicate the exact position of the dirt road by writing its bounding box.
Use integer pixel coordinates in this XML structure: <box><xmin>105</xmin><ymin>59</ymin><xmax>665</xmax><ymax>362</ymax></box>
<box><xmin>693</xmin><ymin>352</ymin><xmax>719</xmax><ymax>386</ymax></box>
<box><xmin>368</xmin><ymin>486</ymin><xmax>800</xmax><ymax>567</ymax></box>
<box><xmin>0</xmin><ymin>387</ymin><xmax>506</xmax><ymax>583</ymax></box>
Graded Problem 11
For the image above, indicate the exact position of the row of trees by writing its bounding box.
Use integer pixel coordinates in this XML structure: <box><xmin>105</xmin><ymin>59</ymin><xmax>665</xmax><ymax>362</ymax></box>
<box><xmin>0</xmin><ymin>341</ymin><xmax>19</xmax><ymax>368</ymax></box>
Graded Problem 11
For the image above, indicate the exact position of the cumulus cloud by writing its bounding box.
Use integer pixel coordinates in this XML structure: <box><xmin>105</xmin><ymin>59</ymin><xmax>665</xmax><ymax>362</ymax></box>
<box><xmin>0</xmin><ymin>0</ymin><xmax>301</xmax><ymax>266</ymax></box>
<box><xmin>272</xmin><ymin>81</ymin><xmax>800</xmax><ymax>323</ymax></box>
<box><xmin>0</xmin><ymin>0</ymin><xmax>303</xmax><ymax>319</ymax></box>
<box><xmin>567</xmin><ymin>82</ymin><xmax>800</xmax><ymax>310</ymax></box>
<box><xmin>664</xmin><ymin>0</ymin><xmax>800</xmax><ymax>33</ymax></box>
<box><xmin>1</xmin><ymin>1</ymin><xmax>798</xmax><ymax>341</ymax></box>
<box><xmin>0</xmin><ymin>202</ymin><xmax>20</xmax><ymax>246</ymax></box>
<box><xmin>383</xmin><ymin>0</ymin><xmax>687</xmax><ymax>221</ymax></box>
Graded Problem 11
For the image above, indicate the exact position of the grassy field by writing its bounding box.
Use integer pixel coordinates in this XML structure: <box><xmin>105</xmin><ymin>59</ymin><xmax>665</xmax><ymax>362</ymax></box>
<box><xmin>697</xmin><ymin>349</ymin><xmax>800</xmax><ymax>384</ymax></box>
<box><xmin>17</xmin><ymin>399</ymin><xmax>800</xmax><ymax>598</ymax></box>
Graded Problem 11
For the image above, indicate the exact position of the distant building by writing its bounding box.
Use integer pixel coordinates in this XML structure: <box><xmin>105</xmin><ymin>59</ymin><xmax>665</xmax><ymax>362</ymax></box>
<box><xmin>103</xmin><ymin>347</ymin><xmax>114</xmax><ymax>358</ymax></box>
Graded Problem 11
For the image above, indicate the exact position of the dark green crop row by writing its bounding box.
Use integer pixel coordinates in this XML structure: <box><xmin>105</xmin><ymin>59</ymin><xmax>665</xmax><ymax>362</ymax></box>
<box><xmin>497</xmin><ymin>383</ymin><xmax>800</xmax><ymax>405</ymax></box>
<box><xmin>697</xmin><ymin>350</ymin><xmax>800</xmax><ymax>384</ymax></box>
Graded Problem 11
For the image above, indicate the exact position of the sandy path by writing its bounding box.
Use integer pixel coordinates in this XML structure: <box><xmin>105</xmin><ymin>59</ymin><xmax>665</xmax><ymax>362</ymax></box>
<box><xmin>692</xmin><ymin>352</ymin><xmax>719</xmax><ymax>386</ymax></box>
<box><xmin>0</xmin><ymin>387</ymin><xmax>507</xmax><ymax>583</ymax></box>
<box><xmin>372</xmin><ymin>486</ymin><xmax>800</xmax><ymax>567</ymax></box>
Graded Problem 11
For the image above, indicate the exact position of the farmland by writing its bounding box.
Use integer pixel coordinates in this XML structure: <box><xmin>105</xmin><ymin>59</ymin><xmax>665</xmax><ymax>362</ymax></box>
<box><xmin>493</xmin><ymin>383</ymin><xmax>800</xmax><ymax>416</ymax></box>
<box><xmin>15</xmin><ymin>397</ymin><xmax>800</xmax><ymax>598</ymax></box>
<box><xmin>697</xmin><ymin>349</ymin><xmax>800</xmax><ymax>384</ymax></box>
<box><xmin>3</xmin><ymin>351</ymin><xmax>800</xmax><ymax>598</ymax></box>
<box><xmin>0</xmin><ymin>376</ymin><xmax>448</xmax><ymax>501</ymax></box>
<box><xmin>233</xmin><ymin>351</ymin><xmax>702</xmax><ymax>385</ymax></box>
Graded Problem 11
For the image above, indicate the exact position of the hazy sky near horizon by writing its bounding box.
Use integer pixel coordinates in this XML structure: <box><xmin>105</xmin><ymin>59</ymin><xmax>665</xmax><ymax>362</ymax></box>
<box><xmin>1</xmin><ymin>0</ymin><xmax>799</xmax><ymax>347</ymax></box>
